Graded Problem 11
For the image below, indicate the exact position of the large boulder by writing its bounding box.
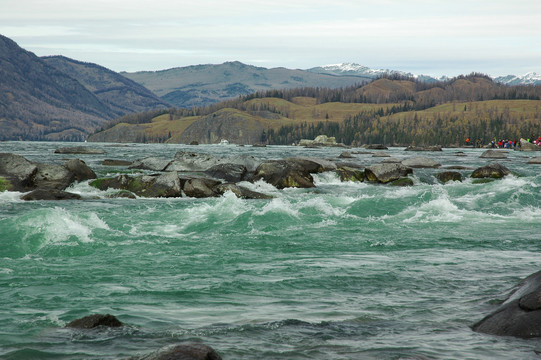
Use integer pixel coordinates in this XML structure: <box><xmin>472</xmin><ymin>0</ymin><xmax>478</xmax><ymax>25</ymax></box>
<box><xmin>520</xmin><ymin>138</ymin><xmax>541</xmax><ymax>151</ymax></box>
<box><xmin>471</xmin><ymin>163</ymin><xmax>511</xmax><ymax>179</ymax></box>
<box><xmin>363</xmin><ymin>144</ymin><xmax>388</xmax><ymax>150</ymax></box>
<box><xmin>64</xmin><ymin>159</ymin><xmax>97</xmax><ymax>182</ymax></box>
<box><xmin>134</xmin><ymin>343</ymin><xmax>221</xmax><ymax>360</ymax></box>
<box><xmin>0</xmin><ymin>153</ymin><xmax>38</xmax><ymax>191</ymax></box>
<box><xmin>129</xmin><ymin>157</ymin><xmax>172</xmax><ymax>171</ymax></box>
<box><xmin>480</xmin><ymin>150</ymin><xmax>508</xmax><ymax>159</ymax></box>
<box><xmin>402</xmin><ymin>156</ymin><xmax>441</xmax><ymax>168</ymax></box>
<box><xmin>183</xmin><ymin>178</ymin><xmax>221</xmax><ymax>198</ymax></box>
<box><xmin>364</xmin><ymin>163</ymin><xmax>413</xmax><ymax>183</ymax></box>
<box><xmin>204</xmin><ymin>163</ymin><xmax>247</xmax><ymax>183</ymax></box>
<box><xmin>33</xmin><ymin>163</ymin><xmax>75</xmax><ymax>190</ymax></box>
<box><xmin>54</xmin><ymin>146</ymin><xmax>105</xmax><ymax>155</ymax></box>
<box><xmin>251</xmin><ymin>158</ymin><xmax>323</xmax><ymax>189</ymax></box>
<box><xmin>21</xmin><ymin>189</ymin><xmax>82</xmax><ymax>201</ymax></box>
<box><xmin>66</xmin><ymin>314</ymin><xmax>123</xmax><ymax>329</ymax></box>
<box><xmin>472</xmin><ymin>270</ymin><xmax>541</xmax><ymax>338</ymax></box>
<box><xmin>90</xmin><ymin>172</ymin><xmax>182</xmax><ymax>198</ymax></box>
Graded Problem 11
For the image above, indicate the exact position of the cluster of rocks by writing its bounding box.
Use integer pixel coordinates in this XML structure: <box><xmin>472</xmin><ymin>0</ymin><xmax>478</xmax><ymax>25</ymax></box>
<box><xmin>66</xmin><ymin>314</ymin><xmax>221</xmax><ymax>360</ymax></box>
<box><xmin>0</xmin><ymin>153</ymin><xmax>96</xmax><ymax>200</ymax></box>
<box><xmin>2</xmin><ymin>146</ymin><xmax>529</xmax><ymax>200</ymax></box>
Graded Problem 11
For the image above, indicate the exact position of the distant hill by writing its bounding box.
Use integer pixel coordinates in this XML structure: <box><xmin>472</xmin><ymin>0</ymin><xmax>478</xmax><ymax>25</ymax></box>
<box><xmin>42</xmin><ymin>56</ymin><xmax>171</xmax><ymax>115</ymax></box>
<box><xmin>0</xmin><ymin>35</ymin><xmax>169</xmax><ymax>141</ymax></box>
<box><xmin>89</xmin><ymin>75</ymin><xmax>541</xmax><ymax>146</ymax></box>
<box><xmin>120</xmin><ymin>61</ymin><xmax>368</xmax><ymax>108</ymax></box>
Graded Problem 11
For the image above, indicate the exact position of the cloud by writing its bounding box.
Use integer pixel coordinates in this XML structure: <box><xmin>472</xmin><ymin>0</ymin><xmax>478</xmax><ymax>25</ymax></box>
<box><xmin>0</xmin><ymin>0</ymin><xmax>539</xmax><ymax>75</ymax></box>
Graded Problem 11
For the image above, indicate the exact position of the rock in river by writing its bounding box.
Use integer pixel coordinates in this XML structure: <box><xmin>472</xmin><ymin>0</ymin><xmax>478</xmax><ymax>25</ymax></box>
<box><xmin>364</xmin><ymin>163</ymin><xmax>413</xmax><ymax>184</ymax></box>
<box><xmin>472</xmin><ymin>270</ymin><xmax>541</xmax><ymax>338</ymax></box>
<box><xmin>471</xmin><ymin>163</ymin><xmax>511</xmax><ymax>179</ymax></box>
<box><xmin>66</xmin><ymin>314</ymin><xmax>123</xmax><ymax>329</ymax></box>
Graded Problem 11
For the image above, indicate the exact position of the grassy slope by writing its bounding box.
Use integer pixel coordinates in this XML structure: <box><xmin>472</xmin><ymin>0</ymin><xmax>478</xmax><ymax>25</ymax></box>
<box><xmin>91</xmin><ymin>97</ymin><xmax>541</xmax><ymax>144</ymax></box>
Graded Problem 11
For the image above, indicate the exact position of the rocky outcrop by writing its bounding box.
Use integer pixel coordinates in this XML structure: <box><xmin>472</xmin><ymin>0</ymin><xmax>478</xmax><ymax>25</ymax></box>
<box><xmin>471</xmin><ymin>163</ymin><xmax>511</xmax><ymax>179</ymax></box>
<box><xmin>364</xmin><ymin>163</ymin><xmax>413</xmax><ymax>184</ymax></box>
<box><xmin>54</xmin><ymin>146</ymin><xmax>105</xmax><ymax>155</ymax></box>
<box><xmin>251</xmin><ymin>158</ymin><xmax>323</xmax><ymax>189</ymax></box>
<box><xmin>0</xmin><ymin>153</ymin><xmax>95</xmax><ymax>192</ymax></box>
<box><xmin>402</xmin><ymin>156</ymin><xmax>441</xmax><ymax>168</ymax></box>
<box><xmin>436</xmin><ymin>171</ymin><xmax>463</xmax><ymax>183</ymax></box>
<box><xmin>480</xmin><ymin>150</ymin><xmax>508</xmax><ymax>159</ymax></box>
<box><xmin>66</xmin><ymin>314</ymin><xmax>123</xmax><ymax>329</ymax></box>
<box><xmin>472</xmin><ymin>270</ymin><xmax>541</xmax><ymax>338</ymax></box>
<box><xmin>21</xmin><ymin>189</ymin><xmax>82</xmax><ymax>201</ymax></box>
<box><xmin>133</xmin><ymin>343</ymin><xmax>221</xmax><ymax>360</ymax></box>
<box><xmin>166</xmin><ymin>152</ymin><xmax>224</xmax><ymax>172</ymax></box>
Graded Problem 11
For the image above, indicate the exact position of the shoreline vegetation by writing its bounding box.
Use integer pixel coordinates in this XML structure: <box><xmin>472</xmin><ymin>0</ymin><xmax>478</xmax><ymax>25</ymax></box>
<box><xmin>88</xmin><ymin>74</ymin><xmax>541</xmax><ymax>147</ymax></box>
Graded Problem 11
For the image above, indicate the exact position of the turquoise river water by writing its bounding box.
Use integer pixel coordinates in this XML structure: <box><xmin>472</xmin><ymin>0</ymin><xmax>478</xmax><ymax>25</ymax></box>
<box><xmin>1</xmin><ymin>141</ymin><xmax>541</xmax><ymax>359</ymax></box>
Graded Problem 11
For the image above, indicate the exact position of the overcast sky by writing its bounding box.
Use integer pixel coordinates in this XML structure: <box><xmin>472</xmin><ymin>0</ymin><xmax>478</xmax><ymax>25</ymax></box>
<box><xmin>1</xmin><ymin>0</ymin><xmax>540</xmax><ymax>77</ymax></box>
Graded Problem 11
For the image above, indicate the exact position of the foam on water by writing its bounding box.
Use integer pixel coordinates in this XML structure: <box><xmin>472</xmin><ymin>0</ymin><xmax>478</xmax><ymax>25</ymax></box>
<box><xmin>20</xmin><ymin>207</ymin><xmax>109</xmax><ymax>249</ymax></box>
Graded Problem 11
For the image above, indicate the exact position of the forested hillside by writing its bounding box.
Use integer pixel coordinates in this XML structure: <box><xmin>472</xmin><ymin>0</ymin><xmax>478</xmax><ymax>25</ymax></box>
<box><xmin>89</xmin><ymin>74</ymin><xmax>541</xmax><ymax>146</ymax></box>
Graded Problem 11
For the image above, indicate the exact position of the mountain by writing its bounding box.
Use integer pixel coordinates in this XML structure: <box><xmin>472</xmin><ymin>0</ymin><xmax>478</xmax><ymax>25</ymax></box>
<box><xmin>0</xmin><ymin>35</ymin><xmax>169</xmax><ymax>141</ymax></box>
<box><xmin>494</xmin><ymin>72</ymin><xmax>541</xmax><ymax>86</ymax></box>
<box><xmin>89</xmin><ymin>75</ymin><xmax>541</xmax><ymax>146</ymax></box>
<box><xmin>120</xmin><ymin>61</ymin><xmax>367</xmax><ymax>108</ymax></box>
<box><xmin>306</xmin><ymin>63</ymin><xmax>449</xmax><ymax>83</ymax></box>
<box><xmin>42</xmin><ymin>56</ymin><xmax>171</xmax><ymax>115</ymax></box>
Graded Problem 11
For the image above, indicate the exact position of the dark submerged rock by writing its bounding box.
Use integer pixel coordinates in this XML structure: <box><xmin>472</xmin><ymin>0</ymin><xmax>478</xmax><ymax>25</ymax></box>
<box><xmin>364</xmin><ymin>163</ymin><xmax>413</xmax><ymax>184</ymax></box>
<box><xmin>102</xmin><ymin>159</ymin><xmax>133</xmax><ymax>166</ymax></box>
<box><xmin>66</xmin><ymin>314</ymin><xmax>123</xmax><ymax>329</ymax></box>
<box><xmin>472</xmin><ymin>270</ymin><xmax>541</xmax><ymax>338</ymax></box>
<box><xmin>21</xmin><ymin>188</ymin><xmax>82</xmax><ymax>201</ymax></box>
<box><xmin>363</xmin><ymin>144</ymin><xmax>388</xmax><ymax>150</ymax></box>
<box><xmin>436</xmin><ymin>171</ymin><xmax>463</xmax><ymax>183</ymax></box>
<box><xmin>54</xmin><ymin>146</ymin><xmax>105</xmax><ymax>155</ymax></box>
<box><xmin>471</xmin><ymin>163</ymin><xmax>511</xmax><ymax>179</ymax></box>
<box><xmin>133</xmin><ymin>343</ymin><xmax>221</xmax><ymax>360</ymax></box>
<box><xmin>389</xmin><ymin>177</ymin><xmax>414</xmax><ymax>187</ymax></box>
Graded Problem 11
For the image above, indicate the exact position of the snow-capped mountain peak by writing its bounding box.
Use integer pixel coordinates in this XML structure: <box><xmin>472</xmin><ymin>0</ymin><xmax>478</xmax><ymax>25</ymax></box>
<box><xmin>494</xmin><ymin>72</ymin><xmax>541</xmax><ymax>85</ymax></box>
